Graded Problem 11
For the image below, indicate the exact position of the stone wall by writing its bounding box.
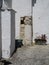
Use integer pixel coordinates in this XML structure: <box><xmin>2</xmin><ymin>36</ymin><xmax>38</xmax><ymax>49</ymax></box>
<box><xmin>20</xmin><ymin>16</ymin><xmax>32</xmax><ymax>46</ymax></box>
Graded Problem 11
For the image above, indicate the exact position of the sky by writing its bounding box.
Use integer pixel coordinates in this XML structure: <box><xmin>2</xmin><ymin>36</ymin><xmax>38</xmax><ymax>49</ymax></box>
<box><xmin>12</xmin><ymin>0</ymin><xmax>32</xmax><ymax>39</ymax></box>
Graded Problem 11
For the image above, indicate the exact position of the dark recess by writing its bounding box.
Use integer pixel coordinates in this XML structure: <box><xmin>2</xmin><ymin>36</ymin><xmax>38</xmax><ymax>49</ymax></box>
<box><xmin>15</xmin><ymin>39</ymin><xmax>23</xmax><ymax>48</ymax></box>
<box><xmin>0</xmin><ymin>60</ymin><xmax>12</xmax><ymax>65</ymax></box>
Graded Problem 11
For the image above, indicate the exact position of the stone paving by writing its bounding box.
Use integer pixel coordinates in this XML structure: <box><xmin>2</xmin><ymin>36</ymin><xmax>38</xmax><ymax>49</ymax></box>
<box><xmin>1</xmin><ymin>45</ymin><xmax>49</xmax><ymax>65</ymax></box>
<box><xmin>7</xmin><ymin>45</ymin><xmax>49</xmax><ymax>65</ymax></box>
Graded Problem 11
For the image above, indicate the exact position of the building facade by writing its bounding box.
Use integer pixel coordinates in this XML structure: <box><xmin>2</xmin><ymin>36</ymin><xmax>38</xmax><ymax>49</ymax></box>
<box><xmin>0</xmin><ymin>0</ymin><xmax>16</xmax><ymax>59</ymax></box>
<box><xmin>33</xmin><ymin>0</ymin><xmax>49</xmax><ymax>44</ymax></box>
<box><xmin>1</xmin><ymin>9</ymin><xmax>16</xmax><ymax>58</ymax></box>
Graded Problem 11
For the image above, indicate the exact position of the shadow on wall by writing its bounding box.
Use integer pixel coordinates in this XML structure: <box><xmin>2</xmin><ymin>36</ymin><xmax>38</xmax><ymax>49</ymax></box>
<box><xmin>32</xmin><ymin>0</ymin><xmax>36</xmax><ymax>6</ymax></box>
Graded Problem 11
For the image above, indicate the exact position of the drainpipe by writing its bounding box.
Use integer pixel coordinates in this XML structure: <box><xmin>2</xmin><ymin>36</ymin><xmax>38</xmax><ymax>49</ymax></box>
<box><xmin>31</xmin><ymin>0</ymin><xmax>33</xmax><ymax>45</ymax></box>
<box><xmin>31</xmin><ymin>0</ymin><xmax>36</xmax><ymax>45</ymax></box>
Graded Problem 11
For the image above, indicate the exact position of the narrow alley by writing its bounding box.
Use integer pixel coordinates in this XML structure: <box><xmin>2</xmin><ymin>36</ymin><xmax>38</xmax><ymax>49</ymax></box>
<box><xmin>8</xmin><ymin>45</ymin><xmax>49</xmax><ymax>65</ymax></box>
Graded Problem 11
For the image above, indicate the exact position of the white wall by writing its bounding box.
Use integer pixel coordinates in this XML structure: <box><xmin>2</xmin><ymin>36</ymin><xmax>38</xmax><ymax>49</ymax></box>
<box><xmin>12</xmin><ymin>0</ymin><xmax>31</xmax><ymax>39</ymax></box>
<box><xmin>1</xmin><ymin>10</ymin><xmax>11</xmax><ymax>58</ymax></box>
<box><xmin>1</xmin><ymin>10</ymin><xmax>15</xmax><ymax>58</ymax></box>
<box><xmin>1</xmin><ymin>0</ymin><xmax>31</xmax><ymax>39</ymax></box>
<box><xmin>33</xmin><ymin>0</ymin><xmax>49</xmax><ymax>44</ymax></box>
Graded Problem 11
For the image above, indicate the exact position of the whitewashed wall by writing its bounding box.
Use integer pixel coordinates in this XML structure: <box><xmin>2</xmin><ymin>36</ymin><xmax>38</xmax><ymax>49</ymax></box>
<box><xmin>1</xmin><ymin>10</ymin><xmax>15</xmax><ymax>58</ymax></box>
<box><xmin>1</xmin><ymin>0</ymin><xmax>31</xmax><ymax>39</ymax></box>
<box><xmin>12</xmin><ymin>0</ymin><xmax>31</xmax><ymax>39</ymax></box>
<box><xmin>4</xmin><ymin>0</ymin><xmax>12</xmax><ymax>8</ymax></box>
<box><xmin>33</xmin><ymin>0</ymin><xmax>49</xmax><ymax>44</ymax></box>
<box><xmin>1</xmin><ymin>10</ymin><xmax>11</xmax><ymax>58</ymax></box>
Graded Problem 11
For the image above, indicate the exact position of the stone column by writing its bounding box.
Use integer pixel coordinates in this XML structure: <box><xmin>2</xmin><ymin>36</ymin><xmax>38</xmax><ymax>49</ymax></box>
<box><xmin>1</xmin><ymin>9</ymin><xmax>16</xmax><ymax>58</ymax></box>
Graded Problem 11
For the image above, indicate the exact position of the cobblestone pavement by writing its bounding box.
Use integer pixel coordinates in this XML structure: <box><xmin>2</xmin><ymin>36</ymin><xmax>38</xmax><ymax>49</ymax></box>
<box><xmin>8</xmin><ymin>45</ymin><xmax>49</xmax><ymax>65</ymax></box>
